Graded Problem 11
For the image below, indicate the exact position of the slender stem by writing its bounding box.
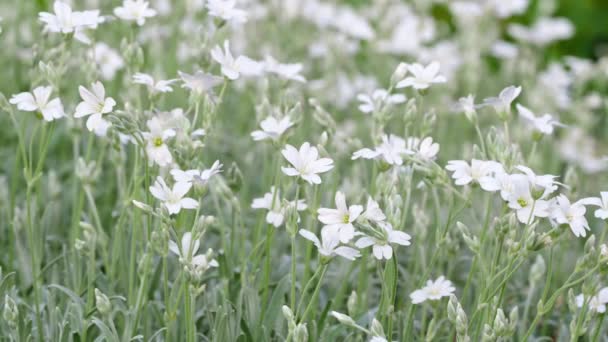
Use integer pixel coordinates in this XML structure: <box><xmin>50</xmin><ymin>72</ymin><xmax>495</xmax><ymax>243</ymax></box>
<box><xmin>290</xmin><ymin>184</ymin><xmax>301</xmax><ymax>310</ymax></box>
<box><xmin>299</xmin><ymin>264</ymin><xmax>328</xmax><ymax>322</ymax></box>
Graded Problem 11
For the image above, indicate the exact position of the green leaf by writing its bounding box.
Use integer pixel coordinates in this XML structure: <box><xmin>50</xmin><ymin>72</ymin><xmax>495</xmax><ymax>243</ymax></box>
<box><xmin>260</xmin><ymin>274</ymin><xmax>290</xmax><ymax>338</ymax></box>
<box><xmin>378</xmin><ymin>256</ymin><xmax>398</xmax><ymax>325</ymax></box>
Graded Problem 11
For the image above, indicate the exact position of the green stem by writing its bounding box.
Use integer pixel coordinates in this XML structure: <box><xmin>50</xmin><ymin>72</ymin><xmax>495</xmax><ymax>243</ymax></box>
<box><xmin>299</xmin><ymin>264</ymin><xmax>328</xmax><ymax>322</ymax></box>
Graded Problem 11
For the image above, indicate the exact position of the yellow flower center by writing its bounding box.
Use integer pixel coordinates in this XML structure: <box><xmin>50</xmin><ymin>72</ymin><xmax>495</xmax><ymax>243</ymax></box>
<box><xmin>153</xmin><ymin>137</ymin><xmax>163</xmax><ymax>147</ymax></box>
<box><xmin>342</xmin><ymin>214</ymin><xmax>350</xmax><ymax>224</ymax></box>
<box><xmin>517</xmin><ymin>198</ymin><xmax>527</xmax><ymax>207</ymax></box>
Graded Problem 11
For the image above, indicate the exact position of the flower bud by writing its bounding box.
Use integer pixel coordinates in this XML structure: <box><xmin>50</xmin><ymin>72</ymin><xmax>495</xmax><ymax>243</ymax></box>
<box><xmin>347</xmin><ymin>291</ymin><xmax>357</xmax><ymax>316</ymax></box>
<box><xmin>330</xmin><ymin>311</ymin><xmax>355</xmax><ymax>326</ymax></box>
<box><xmin>493</xmin><ymin>309</ymin><xmax>508</xmax><ymax>336</ymax></box>
<box><xmin>294</xmin><ymin>323</ymin><xmax>308</xmax><ymax>342</ymax></box>
<box><xmin>529</xmin><ymin>255</ymin><xmax>546</xmax><ymax>284</ymax></box>
<box><xmin>370</xmin><ymin>318</ymin><xmax>385</xmax><ymax>338</ymax></box>
<box><xmin>3</xmin><ymin>295</ymin><xmax>18</xmax><ymax>328</ymax></box>
<box><xmin>95</xmin><ymin>288</ymin><xmax>112</xmax><ymax>315</ymax></box>
<box><xmin>390</xmin><ymin>62</ymin><xmax>408</xmax><ymax>86</ymax></box>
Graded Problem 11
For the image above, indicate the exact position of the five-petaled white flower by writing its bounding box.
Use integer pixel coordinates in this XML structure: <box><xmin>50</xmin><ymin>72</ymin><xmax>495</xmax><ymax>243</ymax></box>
<box><xmin>551</xmin><ymin>195</ymin><xmax>590</xmax><ymax>237</ymax></box>
<box><xmin>211</xmin><ymin>40</ymin><xmax>263</xmax><ymax>80</ymax></box>
<box><xmin>143</xmin><ymin>117</ymin><xmax>175</xmax><ymax>167</ymax></box>
<box><xmin>251</xmin><ymin>116</ymin><xmax>294</xmax><ymax>141</ymax></box>
<box><xmin>352</xmin><ymin>134</ymin><xmax>414</xmax><ymax>166</ymax></box>
<box><xmin>206</xmin><ymin>0</ymin><xmax>247</xmax><ymax>23</ymax></box>
<box><xmin>360</xmin><ymin>197</ymin><xmax>386</xmax><ymax>223</ymax></box>
<box><xmin>299</xmin><ymin>229</ymin><xmax>360</xmax><ymax>260</ymax></box>
<box><xmin>408</xmin><ymin>137</ymin><xmax>440</xmax><ymax>161</ymax></box>
<box><xmin>171</xmin><ymin>160</ymin><xmax>223</xmax><ymax>187</ymax></box>
<box><xmin>318</xmin><ymin>191</ymin><xmax>363</xmax><ymax>243</ymax></box>
<box><xmin>114</xmin><ymin>0</ymin><xmax>157</xmax><ymax>26</ymax></box>
<box><xmin>575</xmin><ymin>288</ymin><xmax>608</xmax><ymax>314</ymax></box>
<box><xmin>74</xmin><ymin>81</ymin><xmax>116</xmax><ymax>132</ymax></box>
<box><xmin>281</xmin><ymin>142</ymin><xmax>334</xmax><ymax>184</ymax></box>
<box><xmin>355</xmin><ymin>222</ymin><xmax>411</xmax><ymax>260</ymax></box>
<box><xmin>149</xmin><ymin>176</ymin><xmax>198</xmax><ymax>215</ymax></box>
<box><xmin>410</xmin><ymin>276</ymin><xmax>455</xmax><ymax>304</ymax></box>
<box><xmin>516</xmin><ymin>104</ymin><xmax>564</xmax><ymax>135</ymax></box>
<box><xmin>39</xmin><ymin>1</ymin><xmax>104</xmax><ymax>44</ymax></box>
<box><xmin>483</xmin><ymin>85</ymin><xmax>521</xmax><ymax>115</ymax></box>
<box><xmin>580</xmin><ymin>192</ymin><xmax>608</xmax><ymax>220</ymax></box>
<box><xmin>251</xmin><ymin>187</ymin><xmax>307</xmax><ymax>228</ymax></box>
<box><xmin>396</xmin><ymin>61</ymin><xmax>446</xmax><ymax>90</ymax></box>
<box><xmin>133</xmin><ymin>73</ymin><xmax>177</xmax><ymax>93</ymax></box>
<box><xmin>505</xmin><ymin>175</ymin><xmax>550</xmax><ymax>224</ymax></box>
<box><xmin>9</xmin><ymin>86</ymin><xmax>64</xmax><ymax>121</ymax></box>
<box><xmin>356</xmin><ymin>89</ymin><xmax>406</xmax><ymax>114</ymax></box>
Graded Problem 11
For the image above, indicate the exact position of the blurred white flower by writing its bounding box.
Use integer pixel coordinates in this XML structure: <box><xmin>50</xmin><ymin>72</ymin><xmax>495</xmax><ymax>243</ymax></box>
<box><xmin>446</xmin><ymin>159</ymin><xmax>504</xmax><ymax>190</ymax></box>
<box><xmin>299</xmin><ymin>228</ymin><xmax>360</xmax><ymax>260</ymax></box>
<box><xmin>143</xmin><ymin>117</ymin><xmax>175</xmax><ymax>167</ymax></box>
<box><xmin>251</xmin><ymin>116</ymin><xmax>294</xmax><ymax>141</ymax></box>
<box><xmin>114</xmin><ymin>0</ymin><xmax>157</xmax><ymax>26</ymax></box>
<box><xmin>169</xmin><ymin>232</ymin><xmax>219</xmax><ymax>269</ymax></box>
<box><xmin>206</xmin><ymin>0</ymin><xmax>247</xmax><ymax>23</ymax></box>
<box><xmin>352</xmin><ymin>134</ymin><xmax>413</xmax><ymax>166</ymax></box>
<box><xmin>356</xmin><ymin>89</ymin><xmax>405</xmax><ymax>114</ymax></box>
<box><xmin>491</xmin><ymin>40</ymin><xmax>518</xmax><ymax>60</ymax></box>
<box><xmin>318</xmin><ymin>191</ymin><xmax>363</xmax><ymax>243</ymax></box>
<box><xmin>178</xmin><ymin>70</ymin><xmax>223</xmax><ymax>95</ymax></box>
<box><xmin>133</xmin><ymin>73</ymin><xmax>177</xmax><ymax>93</ymax></box>
<box><xmin>408</xmin><ymin>137</ymin><xmax>440</xmax><ymax>161</ymax></box>
<box><xmin>490</xmin><ymin>0</ymin><xmax>528</xmax><ymax>18</ymax></box>
<box><xmin>39</xmin><ymin>1</ymin><xmax>104</xmax><ymax>44</ymax></box>
<box><xmin>508</xmin><ymin>17</ymin><xmax>574</xmax><ymax>46</ymax></box>
<box><xmin>576</xmin><ymin>288</ymin><xmax>608</xmax><ymax>314</ymax></box>
<box><xmin>10</xmin><ymin>86</ymin><xmax>64</xmax><ymax>121</ymax></box>
<box><xmin>211</xmin><ymin>40</ymin><xmax>263</xmax><ymax>80</ymax></box>
<box><xmin>396</xmin><ymin>61</ymin><xmax>446</xmax><ymax>90</ymax></box>
<box><xmin>149</xmin><ymin>177</ymin><xmax>198</xmax><ymax>214</ymax></box>
<box><xmin>410</xmin><ymin>276</ymin><xmax>455</xmax><ymax>304</ymax></box>
<box><xmin>89</xmin><ymin>43</ymin><xmax>124</xmax><ymax>80</ymax></box>
<box><xmin>355</xmin><ymin>222</ymin><xmax>411</xmax><ymax>260</ymax></box>
<box><xmin>74</xmin><ymin>81</ymin><xmax>115</xmax><ymax>132</ymax></box>
<box><xmin>263</xmin><ymin>55</ymin><xmax>306</xmax><ymax>83</ymax></box>
<box><xmin>516</xmin><ymin>104</ymin><xmax>564</xmax><ymax>135</ymax></box>
<box><xmin>483</xmin><ymin>85</ymin><xmax>521</xmax><ymax>115</ymax></box>
<box><xmin>281</xmin><ymin>142</ymin><xmax>334</xmax><ymax>184</ymax></box>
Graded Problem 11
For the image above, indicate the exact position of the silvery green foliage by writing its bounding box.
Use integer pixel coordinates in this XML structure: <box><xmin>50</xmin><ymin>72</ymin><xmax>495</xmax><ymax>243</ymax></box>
<box><xmin>0</xmin><ymin>0</ymin><xmax>608</xmax><ymax>341</ymax></box>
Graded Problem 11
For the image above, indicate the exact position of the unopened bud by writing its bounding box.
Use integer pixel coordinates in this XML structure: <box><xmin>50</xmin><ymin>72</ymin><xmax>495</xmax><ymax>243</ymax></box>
<box><xmin>95</xmin><ymin>288</ymin><xmax>112</xmax><ymax>315</ymax></box>
<box><xmin>330</xmin><ymin>311</ymin><xmax>355</xmax><ymax>326</ymax></box>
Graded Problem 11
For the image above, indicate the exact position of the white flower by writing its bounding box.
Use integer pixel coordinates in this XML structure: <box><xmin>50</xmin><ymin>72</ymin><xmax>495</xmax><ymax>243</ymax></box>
<box><xmin>171</xmin><ymin>161</ymin><xmax>223</xmax><ymax>187</ymax></box>
<box><xmin>318</xmin><ymin>191</ymin><xmax>363</xmax><ymax>243</ymax></box>
<box><xmin>9</xmin><ymin>86</ymin><xmax>64</xmax><ymax>121</ymax></box>
<box><xmin>483</xmin><ymin>85</ymin><xmax>521</xmax><ymax>115</ymax></box>
<box><xmin>89</xmin><ymin>43</ymin><xmax>125</xmax><ymax>81</ymax></box>
<box><xmin>149</xmin><ymin>177</ymin><xmax>198</xmax><ymax>215</ymax></box>
<box><xmin>454</xmin><ymin>94</ymin><xmax>478</xmax><ymax>117</ymax></box>
<box><xmin>551</xmin><ymin>195</ymin><xmax>590</xmax><ymax>238</ymax></box>
<box><xmin>356</xmin><ymin>89</ymin><xmax>405</xmax><ymax>114</ymax></box>
<box><xmin>114</xmin><ymin>0</ymin><xmax>156</xmax><ymax>26</ymax></box>
<box><xmin>508</xmin><ymin>17</ymin><xmax>574</xmax><ymax>46</ymax></box>
<box><xmin>576</xmin><ymin>288</ymin><xmax>608</xmax><ymax>314</ymax></box>
<box><xmin>490</xmin><ymin>0</ymin><xmax>528</xmax><ymax>18</ymax></box>
<box><xmin>133</xmin><ymin>73</ymin><xmax>177</xmax><ymax>93</ymax></box>
<box><xmin>142</xmin><ymin>117</ymin><xmax>175</xmax><ymax>167</ymax></box>
<box><xmin>352</xmin><ymin>134</ymin><xmax>414</xmax><ymax>166</ymax></box>
<box><xmin>491</xmin><ymin>40</ymin><xmax>519</xmax><ymax>60</ymax></box>
<box><xmin>263</xmin><ymin>55</ymin><xmax>306</xmax><ymax>83</ymax></box>
<box><xmin>445</xmin><ymin>159</ymin><xmax>504</xmax><ymax>190</ymax></box>
<box><xmin>299</xmin><ymin>229</ymin><xmax>360</xmax><ymax>260</ymax></box>
<box><xmin>396</xmin><ymin>61</ymin><xmax>446</xmax><ymax>90</ymax></box>
<box><xmin>169</xmin><ymin>232</ymin><xmax>219</xmax><ymax>268</ymax></box>
<box><xmin>505</xmin><ymin>175</ymin><xmax>550</xmax><ymax>224</ymax></box>
<box><xmin>360</xmin><ymin>197</ymin><xmax>386</xmax><ymax>223</ymax></box>
<box><xmin>206</xmin><ymin>0</ymin><xmax>247</xmax><ymax>23</ymax></box>
<box><xmin>211</xmin><ymin>40</ymin><xmax>263</xmax><ymax>80</ymax></box>
<box><xmin>178</xmin><ymin>70</ymin><xmax>223</xmax><ymax>95</ymax></box>
<box><xmin>515</xmin><ymin>165</ymin><xmax>559</xmax><ymax>196</ymax></box>
<box><xmin>74</xmin><ymin>81</ymin><xmax>116</xmax><ymax>132</ymax></box>
<box><xmin>251</xmin><ymin>187</ymin><xmax>307</xmax><ymax>228</ymax></box>
<box><xmin>251</xmin><ymin>116</ymin><xmax>294</xmax><ymax>141</ymax></box>
<box><xmin>516</xmin><ymin>104</ymin><xmax>564</xmax><ymax>135</ymax></box>
<box><xmin>409</xmin><ymin>137</ymin><xmax>440</xmax><ymax>161</ymax></box>
<box><xmin>410</xmin><ymin>276</ymin><xmax>455</xmax><ymax>304</ymax></box>
<box><xmin>355</xmin><ymin>222</ymin><xmax>411</xmax><ymax>260</ymax></box>
<box><xmin>580</xmin><ymin>192</ymin><xmax>608</xmax><ymax>220</ymax></box>
<box><xmin>39</xmin><ymin>1</ymin><xmax>104</xmax><ymax>44</ymax></box>
<box><xmin>281</xmin><ymin>142</ymin><xmax>334</xmax><ymax>184</ymax></box>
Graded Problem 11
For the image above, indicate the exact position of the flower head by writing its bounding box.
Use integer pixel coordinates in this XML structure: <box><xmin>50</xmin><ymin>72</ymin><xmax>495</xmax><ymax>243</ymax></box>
<box><xmin>410</xmin><ymin>276</ymin><xmax>455</xmax><ymax>304</ymax></box>
<box><xmin>149</xmin><ymin>177</ymin><xmax>198</xmax><ymax>215</ymax></box>
<box><xmin>356</xmin><ymin>89</ymin><xmax>405</xmax><ymax>114</ymax></box>
<box><xmin>299</xmin><ymin>229</ymin><xmax>360</xmax><ymax>260</ymax></box>
<box><xmin>516</xmin><ymin>104</ymin><xmax>564</xmax><ymax>135</ymax></box>
<box><xmin>251</xmin><ymin>116</ymin><xmax>294</xmax><ymax>142</ymax></box>
<box><xmin>281</xmin><ymin>142</ymin><xmax>334</xmax><ymax>184</ymax></box>
<box><xmin>39</xmin><ymin>1</ymin><xmax>103</xmax><ymax>44</ymax></box>
<box><xmin>74</xmin><ymin>81</ymin><xmax>116</xmax><ymax>132</ymax></box>
<box><xmin>318</xmin><ymin>191</ymin><xmax>363</xmax><ymax>243</ymax></box>
<box><xmin>133</xmin><ymin>73</ymin><xmax>177</xmax><ymax>93</ymax></box>
<box><xmin>206</xmin><ymin>0</ymin><xmax>247</xmax><ymax>23</ymax></box>
<box><xmin>483</xmin><ymin>85</ymin><xmax>521</xmax><ymax>116</ymax></box>
<box><xmin>396</xmin><ymin>61</ymin><xmax>446</xmax><ymax>90</ymax></box>
<box><xmin>171</xmin><ymin>161</ymin><xmax>223</xmax><ymax>187</ymax></box>
<box><xmin>143</xmin><ymin>117</ymin><xmax>175</xmax><ymax>167</ymax></box>
<box><xmin>114</xmin><ymin>0</ymin><xmax>156</xmax><ymax>26</ymax></box>
<box><xmin>10</xmin><ymin>86</ymin><xmax>64</xmax><ymax>121</ymax></box>
<box><xmin>355</xmin><ymin>222</ymin><xmax>411</xmax><ymax>260</ymax></box>
<box><xmin>352</xmin><ymin>134</ymin><xmax>413</xmax><ymax>166</ymax></box>
<box><xmin>251</xmin><ymin>187</ymin><xmax>307</xmax><ymax>227</ymax></box>
<box><xmin>580</xmin><ymin>192</ymin><xmax>608</xmax><ymax>220</ymax></box>
<box><xmin>211</xmin><ymin>40</ymin><xmax>263</xmax><ymax>80</ymax></box>
<box><xmin>178</xmin><ymin>70</ymin><xmax>223</xmax><ymax>95</ymax></box>
<box><xmin>551</xmin><ymin>195</ymin><xmax>590</xmax><ymax>237</ymax></box>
